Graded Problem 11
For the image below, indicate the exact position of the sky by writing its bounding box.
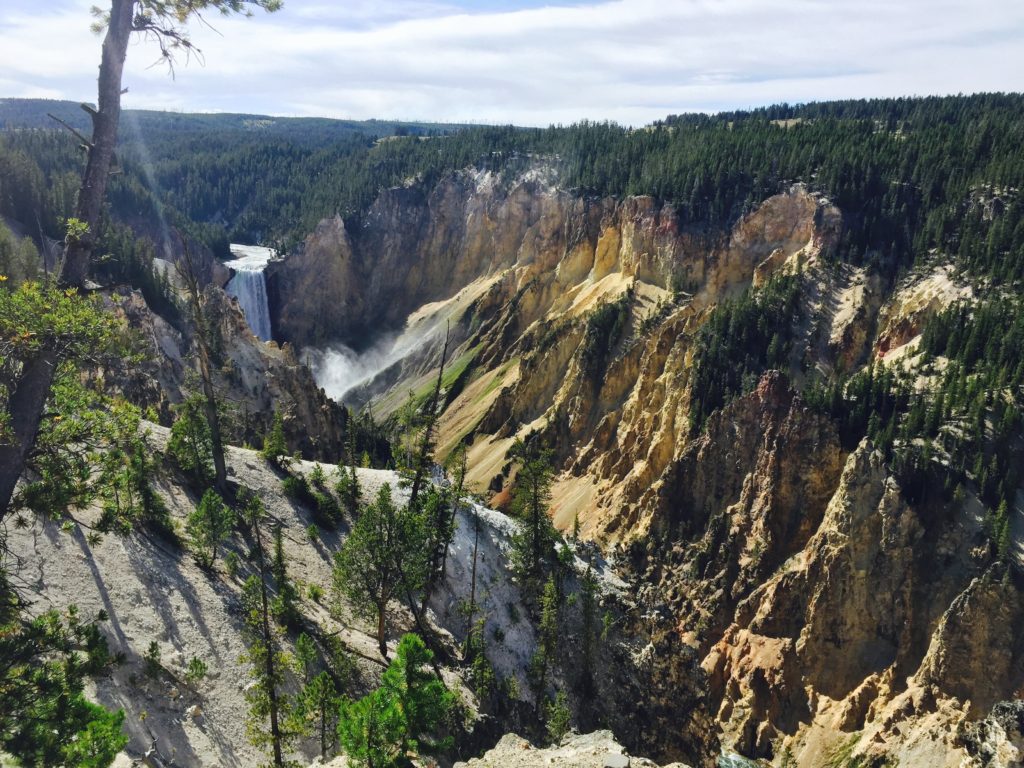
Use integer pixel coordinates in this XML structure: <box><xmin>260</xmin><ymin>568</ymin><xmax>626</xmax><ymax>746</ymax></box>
<box><xmin>1</xmin><ymin>0</ymin><xmax>1023</xmax><ymax>126</ymax></box>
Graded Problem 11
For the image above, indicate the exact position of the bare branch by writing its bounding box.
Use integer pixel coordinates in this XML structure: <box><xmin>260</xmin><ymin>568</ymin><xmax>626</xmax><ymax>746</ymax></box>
<box><xmin>46</xmin><ymin>113</ymin><xmax>94</xmax><ymax>149</ymax></box>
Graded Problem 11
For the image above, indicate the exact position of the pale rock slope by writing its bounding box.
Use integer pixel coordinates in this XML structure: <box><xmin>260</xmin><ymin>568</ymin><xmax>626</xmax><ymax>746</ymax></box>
<box><xmin>8</xmin><ymin>424</ymin><xmax>628</xmax><ymax>766</ymax></box>
<box><xmin>454</xmin><ymin>730</ymin><xmax>691</xmax><ymax>768</ymax></box>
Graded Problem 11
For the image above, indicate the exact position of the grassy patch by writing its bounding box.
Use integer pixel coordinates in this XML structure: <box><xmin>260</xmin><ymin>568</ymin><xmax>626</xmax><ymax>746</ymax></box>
<box><xmin>473</xmin><ymin>359</ymin><xmax>516</xmax><ymax>404</ymax></box>
<box><xmin>824</xmin><ymin>733</ymin><xmax>864</xmax><ymax>768</ymax></box>
<box><xmin>413</xmin><ymin>345</ymin><xmax>479</xmax><ymax>404</ymax></box>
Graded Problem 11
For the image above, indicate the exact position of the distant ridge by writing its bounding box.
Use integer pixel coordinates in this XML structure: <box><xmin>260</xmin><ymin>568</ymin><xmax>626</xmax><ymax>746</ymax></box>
<box><xmin>0</xmin><ymin>98</ymin><xmax>475</xmax><ymax>145</ymax></box>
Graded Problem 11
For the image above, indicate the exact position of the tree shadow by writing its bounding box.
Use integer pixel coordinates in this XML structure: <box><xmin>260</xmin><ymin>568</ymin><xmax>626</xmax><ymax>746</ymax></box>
<box><xmin>62</xmin><ymin>523</ymin><xmax>206</xmax><ymax>766</ymax></box>
<box><xmin>125</xmin><ymin>533</ymin><xmax>225</xmax><ymax>665</ymax></box>
<box><xmin>70</xmin><ymin>525</ymin><xmax>130</xmax><ymax>651</ymax></box>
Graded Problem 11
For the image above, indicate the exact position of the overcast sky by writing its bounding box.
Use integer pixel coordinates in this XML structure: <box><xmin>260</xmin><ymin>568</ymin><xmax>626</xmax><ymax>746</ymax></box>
<box><xmin>2</xmin><ymin>0</ymin><xmax>1022</xmax><ymax>126</ymax></box>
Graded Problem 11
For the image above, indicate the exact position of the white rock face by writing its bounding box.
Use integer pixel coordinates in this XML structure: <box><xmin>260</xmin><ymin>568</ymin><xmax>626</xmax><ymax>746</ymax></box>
<box><xmin>8</xmin><ymin>424</ymin><xmax>610</xmax><ymax>766</ymax></box>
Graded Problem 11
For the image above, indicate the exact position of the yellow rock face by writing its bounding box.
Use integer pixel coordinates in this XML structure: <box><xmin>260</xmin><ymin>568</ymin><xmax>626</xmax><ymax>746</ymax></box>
<box><xmin>272</xmin><ymin>167</ymin><xmax>1018</xmax><ymax>767</ymax></box>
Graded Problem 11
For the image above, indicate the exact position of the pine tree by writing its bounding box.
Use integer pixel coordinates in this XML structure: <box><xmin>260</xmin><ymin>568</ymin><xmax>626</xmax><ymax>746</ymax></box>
<box><xmin>186</xmin><ymin>488</ymin><xmax>234</xmax><ymax>568</ymax></box>
<box><xmin>544</xmin><ymin>690</ymin><xmax>572</xmax><ymax>745</ymax></box>
<box><xmin>394</xmin><ymin>392</ymin><xmax>420</xmax><ymax>474</ymax></box>
<box><xmin>464</xmin><ymin>615</ymin><xmax>496</xmax><ymax>703</ymax></box>
<box><xmin>271</xmin><ymin>524</ymin><xmax>300</xmax><ymax>629</ymax></box>
<box><xmin>377</xmin><ymin>633</ymin><xmax>454</xmax><ymax>756</ymax></box>
<box><xmin>262</xmin><ymin>411</ymin><xmax>289</xmax><ymax>467</ymax></box>
<box><xmin>0</xmin><ymin>603</ymin><xmax>127</xmax><ymax>765</ymax></box>
<box><xmin>295</xmin><ymin>632</ymin><xmax>317</xmax><ymax>686</ymax></box>
<box><xmin>337</xmin><ymin>683</ymin><xmax>405</xmax><ymax>768</ymax></box>
<box><xmin>167</xmin><ymin>392</ymin><xmax>215</xmax><ymax>486</ymax></box>
<box><xmin>420</xmin><ymin>485</ymin><xmax>456</xmax><ymax>606</ymax></box>
<box><xmin>126</xmin><ymin>436</ymin><xmax>170</xmax><ymax>531</ymax></box>
<box><xmin>296</xmin><ymin>671</ymin><xmax>340</xmax><ymax>760</ymax></box>
<box><xmin>332</xmin><ymin>486</ymin><xmax>429</xmax><ymax>658</ymax></box>
<box><xmin>98</xmin><ymin>429</ymin><xmax>172</xmax><ymax>538</ymax></box>
<box><xmin>336</xmin><ymin>425</ymin><xmax>361</xmax><ymax>519</ymax></box>
<box><xmin>0</xmin><ymin>222</ymin><xmax>40</xmax><ymax>285</ymax></box>
<box><xmin>509</xmin><ymin>439</ymin><xmax>559</xmax><ymax>596</ymax></box>
<box><xmin>176</xmin><ymin>241</ymin><xmax>228</xmax><ymax>495</ymax></box>
<box><xmin>435</xmin><ymin>445</ymin><xmax>468</xmax><ymax>588</ymax></box>
<box><xmin>284</xmin><ymin>633</ymin><xmax>343</xmax><ymax>761</ymax></box>
<box><xmin>337</xmin><ymin>634</ymin><xmax>453</xmax><ymax>768</ymax></box>
<box><xmin>528</xmin><ymin>576</ymin><xmax>560</xmax><ymax>711</ymax></box>
<box><xmin>993</xmin><ymin>500</ymin><xmax>1012</xmax><ymax>560</ymax></box>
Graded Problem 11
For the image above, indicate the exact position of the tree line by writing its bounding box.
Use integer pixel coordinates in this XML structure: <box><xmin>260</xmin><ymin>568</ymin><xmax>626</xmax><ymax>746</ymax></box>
<box><xmin>4</xmin><ymin>94</ymin><xmax>1023</xmax><ymax>285</ymax></box>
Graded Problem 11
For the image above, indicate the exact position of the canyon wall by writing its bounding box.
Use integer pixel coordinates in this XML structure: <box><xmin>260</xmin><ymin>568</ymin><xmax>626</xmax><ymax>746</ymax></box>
<box><xmin>269</xmin><ymin>166</ymin><xmax>1023</xmax><ymax>766</ymax></box>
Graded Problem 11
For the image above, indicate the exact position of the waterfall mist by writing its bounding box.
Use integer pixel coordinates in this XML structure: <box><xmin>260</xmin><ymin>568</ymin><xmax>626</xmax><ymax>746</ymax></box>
<box><xmin>308</xmin><ymin>320</ymin><xmax>446</xmax><ymax>403</ymax></box>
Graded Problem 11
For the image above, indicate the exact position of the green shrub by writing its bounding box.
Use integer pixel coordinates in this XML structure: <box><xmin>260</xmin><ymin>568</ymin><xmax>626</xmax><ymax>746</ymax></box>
<box><xmin>283</xmin><ymin>471</ymin><xmax>341</xmax><ymax>525</ymax></box>
<box><xmin>143</xmin><ymin>641</ymin><xmax>162</xmax><ymax>679</ymax></box>
<box><xmin>544</xmin><ymin>690</ymin><xmax>572</xmax><ymax>744</ymax></box>
<box><xmin>185</xmin><ymin>656</ymin><xmax>207</xmax><ymax>685</ymax></box>
<box><xmin>281</xmin><ymin>474</ymin><xmax>316</xmax><ymax>506</ymax></box>
<box><xmin>313</xmin><ymin>489</ymin><xmax>341</xmax><ymax>524</ymax></box>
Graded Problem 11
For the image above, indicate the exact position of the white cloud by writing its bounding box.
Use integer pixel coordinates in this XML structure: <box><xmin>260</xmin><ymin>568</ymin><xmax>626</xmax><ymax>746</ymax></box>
<box><xmin>0</xmin><ymin>0</ymin><xmax>1021</xmax><ymax>125</ymax></box>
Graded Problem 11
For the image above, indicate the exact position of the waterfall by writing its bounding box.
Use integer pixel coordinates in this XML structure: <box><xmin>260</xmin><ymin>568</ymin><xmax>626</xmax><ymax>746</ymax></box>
<box><xmin>225</xmin><ymin>244</ymin><xmax>275</xmax><ymax>341</ymax></box>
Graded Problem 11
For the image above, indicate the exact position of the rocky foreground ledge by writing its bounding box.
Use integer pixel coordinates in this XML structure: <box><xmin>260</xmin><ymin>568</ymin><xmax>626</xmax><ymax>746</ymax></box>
<box><xmin>453</xmin><ymin>730</ymin><xmax>692</xmax><ymax>768</ymax></box>
<box><xmin>303</xmin><ymin>730</ymin><xmax>689</xmax><ymax>768</ymax></box>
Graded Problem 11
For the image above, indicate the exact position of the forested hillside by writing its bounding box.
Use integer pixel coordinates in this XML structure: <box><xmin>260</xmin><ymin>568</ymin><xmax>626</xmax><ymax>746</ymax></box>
<box><xmin>4</xmin><ymin>92</ymin><xmax>1021</xmax><ymax>549</ymax></box>
<box><xmin>3</xmin><ymin>94</ymin><xmax>1022</xmax><ymax>270</ymax></box>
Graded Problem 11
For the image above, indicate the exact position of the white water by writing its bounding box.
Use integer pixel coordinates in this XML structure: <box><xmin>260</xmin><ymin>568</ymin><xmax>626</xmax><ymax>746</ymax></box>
<box><xmin>308</xmin><ymin>318</ymin><xmax>447</xmax><ymax>403</ymax></box>
<box><xmin>224</xmin><ymin>244</ymin><xmax>275</xmax><ymax>341</ymax></box>
<box><xmin>307</xmin><ymin>341</ymin><xmax>398</xmax><ymax>402</ymax></box>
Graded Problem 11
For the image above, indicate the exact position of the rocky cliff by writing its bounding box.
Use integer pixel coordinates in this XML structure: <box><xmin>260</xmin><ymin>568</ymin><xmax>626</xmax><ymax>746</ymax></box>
<box><xmin>271</xmin><ymin>168</ymin><xmax>843</xmax><ymax>534</ymax></box>
<box><xmin>104</xmin><ymin>285</ymin><xmax>346</xmax><ymax>460</ymax></box>
<box><xmin>263</xmin><ymin>165</ymin><xmax>1021</xmax><ymax>767</ymax></box>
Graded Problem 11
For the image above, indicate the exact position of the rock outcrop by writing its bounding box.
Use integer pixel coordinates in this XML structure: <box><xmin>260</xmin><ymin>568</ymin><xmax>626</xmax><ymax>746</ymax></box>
<box><xmin>104</xmin><ymin>286</ymin><xmax>346</xmax><ymax>460</ymax></box>
<box><xmin>874</xmin><ymin>263</ymin><xmax>974</xmax><ymax>360</ymax></box>
<box><xmin>637</xmin><ymin>391</ymin><xmax>1021</xmax><ymax>767</ymax></box>
<box><xmin>267</xmin><ymin>214</ymin><xmax>359</xmax><ymax>347</ymax></box>
<box><xmin>454</xmin><ymin>730</ymin><xmax>692</xmax><ymax>768</ymax></box>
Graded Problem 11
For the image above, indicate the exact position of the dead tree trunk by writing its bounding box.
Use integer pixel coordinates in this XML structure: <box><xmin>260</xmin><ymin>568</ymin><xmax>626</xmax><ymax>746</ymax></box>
<box><xmin>176</xmin><ymin>240</ymin><xmax>228</xmax><ymax>494</ymax></box>
<box><xmin>250</xmin><ymin>507</ymin><xmax>286</xmax><ymax>767</ymax></box>
<box><xmin>407</xmin><ymin>323</ymin><xmax>450</xmax><ymax>510</ymax></box>
<box><xmin>0</xmin><ymin>0</ymin><xmax>134</xmax><ymax>518</ymax></box>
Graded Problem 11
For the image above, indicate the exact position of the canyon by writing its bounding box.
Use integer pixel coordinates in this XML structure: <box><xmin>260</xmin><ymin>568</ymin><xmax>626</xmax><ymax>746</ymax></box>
<box><xmin>259</xmin><ymin>164</ymin><xmax>1023</xmax><ymax>766</ymax></box>
<box><xmin>3</xmin><ymin>119</ymin><xmax>1021</xmax><ymax>766</ymax></box>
